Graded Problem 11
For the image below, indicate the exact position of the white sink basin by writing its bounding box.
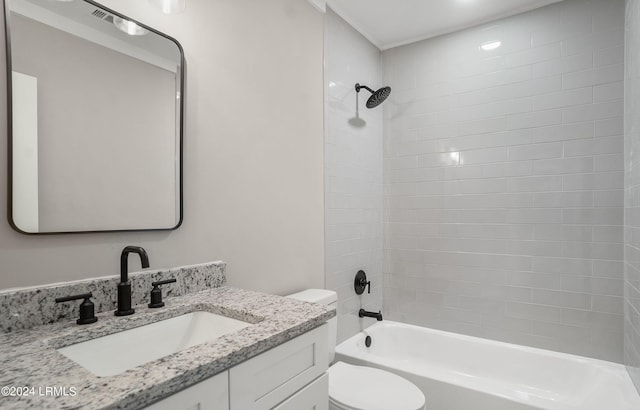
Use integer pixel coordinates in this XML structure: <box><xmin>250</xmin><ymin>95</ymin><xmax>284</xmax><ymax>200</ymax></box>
<box><xmin>57</xmin><ymin>311</ymin><xmax>251</xmax><ymax>377</ymax></box>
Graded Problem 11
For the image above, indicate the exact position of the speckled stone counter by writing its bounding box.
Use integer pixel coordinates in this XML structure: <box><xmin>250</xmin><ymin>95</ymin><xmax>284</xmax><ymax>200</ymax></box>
<box><xmin>0</xmin><ymin>261</ymin><xmax>226</xmax><ymax>333</ymax></box>
<box><xmin>0</xmin><ymin>286</ymin><xmax>335</xmax><ymax>409</ymax></box>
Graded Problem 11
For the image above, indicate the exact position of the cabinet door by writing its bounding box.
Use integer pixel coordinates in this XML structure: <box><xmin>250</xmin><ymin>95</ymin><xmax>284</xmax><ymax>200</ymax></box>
<box><xmin>272</xmin><ymin>373</ymin><xmax>328</xmax><ymax>410</ymax></box>
<box><xmin>229</xmin><ymin>324</ymin><xmax>328</xmax><ymax>410</ymax></box>
<box><xmin>144</xmin><ymin>370</ymin><xmax>229</xmax><ymax>410</ymax></box>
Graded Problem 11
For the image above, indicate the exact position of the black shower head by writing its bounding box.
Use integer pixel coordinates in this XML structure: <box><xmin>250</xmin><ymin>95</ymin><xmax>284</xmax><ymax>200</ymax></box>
<box><xmin>355</xmin><ymin>83</ymin><xmax>392</xmax><ymax>108</ymax></box>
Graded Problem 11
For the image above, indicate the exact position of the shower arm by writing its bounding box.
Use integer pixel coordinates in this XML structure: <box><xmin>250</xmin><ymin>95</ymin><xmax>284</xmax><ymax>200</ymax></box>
<box><xmin>355</xmin><ymin>83</ymin><xmax>375</xmax><ymax>94</ymax></box>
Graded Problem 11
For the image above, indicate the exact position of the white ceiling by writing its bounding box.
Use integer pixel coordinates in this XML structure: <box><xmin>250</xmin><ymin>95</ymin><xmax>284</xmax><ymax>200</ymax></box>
<box><xmin>325</xmin><ymin>0</ymin><xmax>565</xmax><ymax>50</ymax></box>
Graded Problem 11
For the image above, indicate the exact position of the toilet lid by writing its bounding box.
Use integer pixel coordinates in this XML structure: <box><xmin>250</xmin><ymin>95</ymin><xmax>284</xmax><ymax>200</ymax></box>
<box><xmin>328</xmin><ymin>362</ymin><xmax>425</xmax><ymax>410</ymax></box>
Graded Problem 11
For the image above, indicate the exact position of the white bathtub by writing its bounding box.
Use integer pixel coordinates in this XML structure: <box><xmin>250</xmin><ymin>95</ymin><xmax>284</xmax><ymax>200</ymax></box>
<box><xmin>334</xmin><ymin>321</ymin><xmax>640</xmax><ymax>410</ymax></box>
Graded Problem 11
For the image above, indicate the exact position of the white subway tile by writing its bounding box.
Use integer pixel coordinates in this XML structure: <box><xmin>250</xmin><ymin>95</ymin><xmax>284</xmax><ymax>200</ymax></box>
<box><xmin>562</xmin><ymin>172</ymin><xmax>624</xmax><ymax>191</ymax></box>
<box><xmin>422</xmin><ymin>250</ymin><xmax>533</xmax><ymax>271</ymax></box>
<box><xmin>455</xmin><ymin>97</ymin><xmax>533</xmax><ymax>122</ymax></box>
<box><xmin>594</xmin><ymin>190</ymin><xmax>624</xmax><ymax>207</ymax></box>
<box><xmin>561</xmin><ymin>242</ymin><xmax>594</xmax><ymax>259</ymax></box>
<box><xmin>417</xmin><ymin>152</ymin><xmax>460</xmax><ymax>168</ymax></box>
<box><xmin>563</xmin><ymin>100</ymin><xmax>624</xmax><ymax>123</ymax></box>
<box><xmin>591</xmin><ymin>0</ymin><xmax>624</xmax><ymax>32</ymax></box>
<box><xmin>507</xmin><ymin>109</ymin><xmax>563</xmax><ymax>130</ymax></box>
<box><xmin>453</xmin><ymin>66</ymin><xmax>532</xmax><ymax>94</ymax></box>
<box><xmin>481</xmin><ymin>161</ymin><xmax>533</xmax><ymax>178</ymax></box>
<box><xmin>564</xmin><ymin>135</ymin><xmax>624</xmax><ymax>157</ymax></box>
<box><xmin>531</xmin><ymin>320</ymin><xmax>591</xmax><ymax>341</ymax></box>
<box><xmin>455</xmin><ymin>224</ymin><xmax>534</xmax><ymax>240</ymax></box>
<box><xmin>443</xmin><ymin>193</ymin><xmax>533</xmax><ymax>209</ymax></box>
<box><xmin>593</xmin><ymin>295</ymin><xmax>623</xmax><ymax>315</ymax></box>
<box><xmin>458</xmin><ymin>117</ymin><xmax>507</xmax><ymax>136</ymax></box>
<box><xmin>457</xmin><ymin>209</ymin><xmax>508</xmax><ymax>223</ymax></box>
<box><xmin>533</xmin><ymin>87</ymin><xmax>592</xmax><ymax>111</ymax></box>
<box><xmin>562</xmin><ymin>65</ymin><xmax>624</xmax><ymax>89</ymax></box>
<box><xmin>533</xmin><ymin>52</ymin><xmax>593</xmax><ymax>78</ymax></box>
<box><xmin>507</xmin><ymin>301</ymin><xmax>564</xmax><ymax>322</ymax></box>
<box><xmin>590</xmin><ymin>243</ymin><xmax>623</xmax><ymax>261</ymax></box>
<box><xmin>533</xmin><ymin>157</ymin><xmax>593</xmax><ymax>175</ymax></box>
<box><xmin>459</xmin><ymin>147</ymin><xmax>508</xmax><ymax>165</ymax></box>
<box><xmin>533</xmin><ymin>191</ymin><xmax>594</xmax><ymax>208</ymax></box>
<box><xmin>454</xmin><ymin>178</ymin><xmax>507</xmax><ymax>194</ymax></box>
<box><xmin>506</xmin><ymin>175</ymin><xmax>563</xmax><ymax>192</ymax></box>
<box><xmin>594</xmin><ymin>46</ymin><xmax>624</xmax><ymax>68</ymax></box>
<box><xmin>533</xmin><ymin>256</ymin><xmax>593</xmax><ymax>275</ymax></box>
<box><xmin>593</xmin><ymin>260</ymin><xmax>623</xmax><ymax>279</ymax></box>
<box><xmin>594</xmin><ymin>117</ymin><xmax>623</xmax><ymax>137</ymax></box>
<box><xmin>594</xmin><ymin>83</ymin><xmax>623</xmax><ymax>105</ymax></box>
<box><xmin>457</xmin><ymin>77</ymin><xmax>562</xmax><ymax>107</ymax></box>
<box><xmin>559</xmin><ymin>0</ymin><xmax>593</xmax><ymax>38</ymax></box>
<box><xmin>533</xmin><ymin>121</ymin><xmax>594</xmax><ymax>143</ymax></box>
<box><xmin>561</xmin><ymin>29</ymin><xmax>624</xmax><ymax>56</ymax></box>
<box><xmin>533</xmin><ymin>224</ymin><xmax>593</xmax><ymax>241</ymax></box>
<box><xmin>562</xmin><ymin>309</ymin><xmax>622</xmax><ymax>331</ymax></box>
<box><xmin>380</xmin><ymin>0</ymin><xmax>625</xmax><ymax>362</ymax></box>
<box><xmin>443</xmin><ymin>129</ymin><xmax>534</xmax><ymax>152</ymax></box>
<box><xmin>505</xmin><ymin>43</ymin><xmax>561</xmax><ymax>67</ymax></box>
<box><xmin>532</xmin><ymin>289</ymin><xmax>592</xmax><ymax>310</ymax></box>
<box><xmin>507</xmin><ymin>240</ymin><xmax>564</xmax><ymax>256</ymax></box>
<box><xmin>594</xmin><ymin>154</ymin><xmax>624</xmax><ymax>172</ymax></box>
<box><xmin>504</xmin><ymin>208</ymin><xmax>563</xmax><ymax>224</ymax></box>
<box><xmin>562</xmin><ymin>208</ymin><xmax>623</xmax><ymax>225</ymax></box>
<box><xmin>508</xmin><ymin>142</ymin><xmax>564</xmax><ymax>161</ymax></box>
<box><xmin>592</xmin><ymin>225</ymin><xmax>622</xmax><ymax>243</ymax></box>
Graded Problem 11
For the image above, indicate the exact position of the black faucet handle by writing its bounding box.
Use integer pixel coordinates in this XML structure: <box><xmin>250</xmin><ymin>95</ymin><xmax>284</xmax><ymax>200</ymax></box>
<box><xmin>354</xmin><ymin>270</ymin><xmax>371</xmax><ymax>295</ymax></box>
<box><xmin>148</xmin><ymin>278</ymin><xmax>176</xmax><ymax>308</ymax></box>
<box><xmin>55</xmin><ymin>293</ymin><xmax>98</xmax><ymax>325</ymax></box>
<box><xmin>152</xmin><ymin>278</ymin><xmax>177</xmax><ymax>287</ymax></box>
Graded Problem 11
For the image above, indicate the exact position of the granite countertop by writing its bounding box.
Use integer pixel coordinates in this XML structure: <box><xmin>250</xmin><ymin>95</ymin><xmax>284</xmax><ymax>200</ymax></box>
<box><xmin>0</xmin><ymin>286</ymin><xmax>335</xmax><ymax>409</ymax></box>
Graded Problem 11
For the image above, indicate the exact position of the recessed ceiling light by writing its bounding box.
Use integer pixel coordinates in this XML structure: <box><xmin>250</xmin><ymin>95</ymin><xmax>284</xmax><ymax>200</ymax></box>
<box><xmin>480</xmin><ymin>41</ymin><xmax>502</xmax><ymax>51</ymax></box>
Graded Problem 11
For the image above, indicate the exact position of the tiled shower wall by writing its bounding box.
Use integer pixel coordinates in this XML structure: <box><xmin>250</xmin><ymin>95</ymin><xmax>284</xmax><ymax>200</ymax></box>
<box><xmin>625</xmin><ymin>0</ymin><xmax>640</xmax><ymax>393</ymax></box>
<box><xmin>383</xmin><ymin>0</ymin><xmax>625</xmax><ymax>361</ymax></box>
<box><xmin>325</xmin><ymin>8</ymin><xmax>384</xmax><ymax>343</ymax></box>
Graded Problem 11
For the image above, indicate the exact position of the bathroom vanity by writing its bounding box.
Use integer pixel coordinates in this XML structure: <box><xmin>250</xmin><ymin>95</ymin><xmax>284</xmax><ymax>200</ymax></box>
<box><xmin>0</xmin><ymin>276</ymin><xmax>334</xmax><ymax>409</ymax></box>
<box><xmin>146</xmin><ymin>324</ymin><xmax>328</xmax><ymax>410</ymax></box>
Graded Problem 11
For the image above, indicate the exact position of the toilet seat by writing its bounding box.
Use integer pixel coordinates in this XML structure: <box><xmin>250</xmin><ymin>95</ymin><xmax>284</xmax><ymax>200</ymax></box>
<box><xmin>328</xmin><ymin>361</ymin><xmax>426</xmax><ymax>410</ymax></box>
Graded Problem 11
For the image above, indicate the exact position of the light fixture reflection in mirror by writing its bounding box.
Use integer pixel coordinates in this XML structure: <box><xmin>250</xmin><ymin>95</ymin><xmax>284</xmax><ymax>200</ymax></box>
<box><xmin>148</xmin><ymin>0</ymin><xmax>186</xmax><ymax>15</ymax></box>
<box><xmin>113</xmin><ymin>16</ymin><xmax>149</xmax><ymax>36</ymax></box>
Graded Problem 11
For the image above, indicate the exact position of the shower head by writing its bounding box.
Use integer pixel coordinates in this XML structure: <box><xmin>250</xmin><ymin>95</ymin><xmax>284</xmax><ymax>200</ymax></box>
<box><xmin>355</xmin><ymin>83</ymin><xmax>392</xmax><ymax>108</ymax></box>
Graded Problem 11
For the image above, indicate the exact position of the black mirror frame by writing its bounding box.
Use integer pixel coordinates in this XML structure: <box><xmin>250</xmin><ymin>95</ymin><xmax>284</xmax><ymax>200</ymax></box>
<box><xmin>3</xmin><ymin>0</ymin><xmax>185</xmax><ymax>234</ymax></box>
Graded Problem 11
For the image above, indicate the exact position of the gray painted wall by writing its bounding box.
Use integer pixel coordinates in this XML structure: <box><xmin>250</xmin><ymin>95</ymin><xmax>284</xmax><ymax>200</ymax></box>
<box><xmin>0</xmin><ymin>0</ymin><xmax>325</xmax><ymax>294</ymax></box>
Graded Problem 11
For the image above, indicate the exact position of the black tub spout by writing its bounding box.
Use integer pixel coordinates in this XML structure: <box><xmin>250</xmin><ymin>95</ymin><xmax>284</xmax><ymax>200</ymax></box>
<box><xmin>359</xmin><ymin>308</ymin><xmax>383</xmax><ymax>321</ymax></box>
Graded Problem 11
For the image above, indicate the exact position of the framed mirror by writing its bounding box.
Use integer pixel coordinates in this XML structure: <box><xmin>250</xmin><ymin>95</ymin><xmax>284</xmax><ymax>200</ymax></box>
<box><xmin>4</xmin><ymin>0</ymin><xmax>184</xmax><ymax>234</ymax></box>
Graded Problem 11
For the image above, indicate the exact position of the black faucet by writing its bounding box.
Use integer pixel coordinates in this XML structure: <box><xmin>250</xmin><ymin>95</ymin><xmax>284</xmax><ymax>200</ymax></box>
<box><xmin>115</xmin><ymin>246</ymin><xmax>150</xmax><ymax>316</ymax></box>
<box><xmin>359</xmin><ymin>309</ymin><xmax>383</xmax><ymax>321</ymax></box>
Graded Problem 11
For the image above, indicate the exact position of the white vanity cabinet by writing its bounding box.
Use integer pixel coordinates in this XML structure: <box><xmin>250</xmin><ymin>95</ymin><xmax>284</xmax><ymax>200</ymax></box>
<box><xmin>144</xmin><ymin>324</ymin><xmax>328</xmax><ymax>410</ymax></box>
<box><xmin>144</xmin><ymin>370</ymin><xmax>229</xmax><ymax>410</ymax></box>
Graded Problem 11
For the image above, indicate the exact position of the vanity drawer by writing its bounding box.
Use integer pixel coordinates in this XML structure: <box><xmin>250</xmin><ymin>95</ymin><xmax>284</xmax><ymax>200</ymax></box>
<box><xmin>229</xmin><ymin>324</ymin><xmax>328</xmax><ymax>410</ymax></box>
<box><xmin>272</xmin><ymin>373</ymin><xmax>328</xmax><ymax>410</ymax></box>
<box><xmin>144</xmin><ymin>370</ymin><xmax>229</xmax><ymax>410</ymax></box>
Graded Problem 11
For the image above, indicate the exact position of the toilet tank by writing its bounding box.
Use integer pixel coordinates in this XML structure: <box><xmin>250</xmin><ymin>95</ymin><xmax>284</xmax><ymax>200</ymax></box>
<box><xmin>286</xmin><ymin>289</ymin><xmax>337</xmax><ymax>363</ymax></box>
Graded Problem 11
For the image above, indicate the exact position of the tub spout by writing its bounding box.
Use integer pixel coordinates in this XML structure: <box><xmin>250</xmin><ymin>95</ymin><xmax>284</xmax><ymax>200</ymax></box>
<box><xmin>359</xmin><ymin>308</ymin><xmax>383</xmax><ymax>321</ymax></box>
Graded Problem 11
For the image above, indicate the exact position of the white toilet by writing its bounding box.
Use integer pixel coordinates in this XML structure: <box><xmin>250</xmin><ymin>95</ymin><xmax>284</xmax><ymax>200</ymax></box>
<box><xmin>287</xmin><ymin>289</ymin><xmax>426</xmax><ymax>410</ymax></box>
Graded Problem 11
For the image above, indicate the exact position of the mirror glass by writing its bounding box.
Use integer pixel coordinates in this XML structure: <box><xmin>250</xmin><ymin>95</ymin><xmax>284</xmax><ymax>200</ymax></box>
<box><xmin>5</xmin><ymin>0</ymin><xmax>183</xmax><ymax>233</ymax></box>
